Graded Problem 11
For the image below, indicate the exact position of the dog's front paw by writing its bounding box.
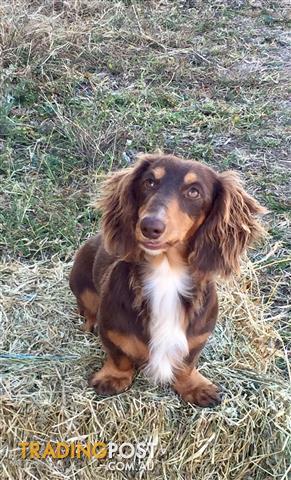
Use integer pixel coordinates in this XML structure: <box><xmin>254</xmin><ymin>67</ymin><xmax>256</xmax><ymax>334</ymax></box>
<box><xmin>183</xmin><ymin>382</ymin><xmax>223</xmax><ymax>407</ymax></box>
<box><xmin>89</xmin><ymin>372</ymin><xmax>132</xmax><ymax>396</ymax></box>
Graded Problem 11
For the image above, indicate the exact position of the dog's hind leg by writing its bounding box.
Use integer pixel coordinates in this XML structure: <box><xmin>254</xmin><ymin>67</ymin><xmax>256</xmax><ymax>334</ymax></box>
<box><xmin>78</xmin><ymin>289</ymin><xmax>99</xmax><ymax>333</ymax></box>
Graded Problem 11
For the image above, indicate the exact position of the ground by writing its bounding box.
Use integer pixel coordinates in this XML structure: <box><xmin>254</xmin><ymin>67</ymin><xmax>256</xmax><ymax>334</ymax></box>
<box><xmin>0</xmin><ymin>1</ymin><xmax>290</xmax><ymax>479</ymax></box>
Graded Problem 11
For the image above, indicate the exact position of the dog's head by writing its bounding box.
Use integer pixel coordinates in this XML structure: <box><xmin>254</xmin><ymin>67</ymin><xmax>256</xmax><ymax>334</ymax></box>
<box><xmin>98</xmin><ymin>154</ymin><xmax>266</xmax><ymax>277</ymax></box>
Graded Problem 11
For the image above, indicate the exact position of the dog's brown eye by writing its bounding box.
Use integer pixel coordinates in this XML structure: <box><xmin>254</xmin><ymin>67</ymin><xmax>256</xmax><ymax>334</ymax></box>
<box><xmin>144</xmin><ymin>178</ymin><xmax>156</xmax><ymax>189</ymax></box>
<box><xmin>187</xmin><ymin>187</ymin><xmax>200</xmax><ymax>199</ymax></box>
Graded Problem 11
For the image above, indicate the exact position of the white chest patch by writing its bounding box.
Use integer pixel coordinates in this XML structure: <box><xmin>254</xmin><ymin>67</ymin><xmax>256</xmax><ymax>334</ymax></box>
<box><xmin>143</xmin><ymin>257</ymin><xmax>192</xmax><ymax>384</ymax></box>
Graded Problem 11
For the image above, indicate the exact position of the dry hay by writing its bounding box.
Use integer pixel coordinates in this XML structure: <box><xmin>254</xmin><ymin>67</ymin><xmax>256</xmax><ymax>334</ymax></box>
<box><xmin>0</xmin><ymin>250</ymin><xmax>290</xmax><ymax>479</ymax></box>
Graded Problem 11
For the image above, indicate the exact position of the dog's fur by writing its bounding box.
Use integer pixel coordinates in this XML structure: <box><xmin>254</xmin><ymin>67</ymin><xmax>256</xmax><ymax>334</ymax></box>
<box><xmin>70</xmin><ymin>153</ymin><xmax>265</xmax><ymax>406</ymax></box>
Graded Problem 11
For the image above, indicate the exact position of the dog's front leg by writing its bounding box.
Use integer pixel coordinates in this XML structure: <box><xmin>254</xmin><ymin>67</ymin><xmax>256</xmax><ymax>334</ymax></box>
<box><xmin>89</xmin><ymin>329</ymin><xmax>149</xmax><ymax>396</ymax></box>
<box><xmin>89</xmin><ymin>352</ymin><xmax>134</xmax><ymax>396</ymax></box>
<box><xmin>173</xmin><ymin>366</ymin><xmax>222</xmax><ymax>407</ymax></box>
<box><xmin>173</xmin><ymin>332</ymin><xmax>222</xmax><ymax>407</ymax></box>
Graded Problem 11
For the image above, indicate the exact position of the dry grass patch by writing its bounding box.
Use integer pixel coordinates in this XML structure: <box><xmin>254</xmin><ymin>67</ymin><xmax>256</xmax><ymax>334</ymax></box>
<box><xmin>1</xmin><ymin>254</ymin><xmax>290</xmax><ymax>479</ymax></box>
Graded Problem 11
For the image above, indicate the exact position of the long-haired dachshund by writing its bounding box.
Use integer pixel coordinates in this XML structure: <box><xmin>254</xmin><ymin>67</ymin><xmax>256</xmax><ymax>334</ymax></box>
<box><xmin>70</xmin><ymin>153</ymin><xmax>265</xmax><ymax>407</ymax></box>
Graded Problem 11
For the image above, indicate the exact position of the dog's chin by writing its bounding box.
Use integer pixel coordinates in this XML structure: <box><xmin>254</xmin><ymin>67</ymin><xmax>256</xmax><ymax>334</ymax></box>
<box><xmin>141</xmin><ymin>246</ymin><xmax>165</xmax><ymax>256</ymax></box>
<box><xmin>139</xmin><ymin>241</ymin><xmax>168</xmax><ymax>256</ymax></box>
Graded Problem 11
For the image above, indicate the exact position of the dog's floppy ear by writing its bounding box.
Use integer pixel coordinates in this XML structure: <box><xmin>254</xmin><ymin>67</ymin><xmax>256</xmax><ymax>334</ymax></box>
<box><xmin>188</xmin><ymin>171</ymin><xmax>266</xmax><ymax>277</ymax></box>
<box><xmin>97</xmin><ymin>156</ymin><xmax>152</xmax><ymax>258</ymax></box>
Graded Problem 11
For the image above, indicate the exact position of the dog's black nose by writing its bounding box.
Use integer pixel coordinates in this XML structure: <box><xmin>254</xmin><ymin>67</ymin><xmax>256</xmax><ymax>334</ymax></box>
<box><xmin>140</xmin><ymin>217</ymin><xmax>166</xmax><ymax>239</ymax></box>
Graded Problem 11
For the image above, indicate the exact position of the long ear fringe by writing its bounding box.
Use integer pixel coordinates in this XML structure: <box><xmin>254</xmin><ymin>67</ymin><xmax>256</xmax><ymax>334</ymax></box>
<box><xmin>189</xmin><ymin>171</ymin><xmax>267</xmax><ymax>278</ymax></box>
<box><xmin>96</xmin><ymin>168</ymin><xmax>136</xmax><ymax>258</ymax></box>
<box><xmin>96</xmin><ymin>155</ymin><xmax>155</xmax><ymax>258</ymax></box>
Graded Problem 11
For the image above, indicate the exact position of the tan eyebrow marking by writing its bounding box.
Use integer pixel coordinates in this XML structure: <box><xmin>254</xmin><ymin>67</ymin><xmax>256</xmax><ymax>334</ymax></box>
<box><xmin>184</xmin><ymin>172</ymin><xmax>197</xmax><ymax>184</ymax></box>
<box><xmin>152</xmin><ymin>166</ymin><xmax>166</xmax><ymax>179</ymax></box>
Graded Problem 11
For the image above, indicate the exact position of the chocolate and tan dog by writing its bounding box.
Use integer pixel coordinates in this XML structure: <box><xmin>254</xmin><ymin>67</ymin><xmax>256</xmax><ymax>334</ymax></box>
<box><xmin>70</xmin><ymin>153</ymin><xmax>265</xmax><ymax>406</ymax></box>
